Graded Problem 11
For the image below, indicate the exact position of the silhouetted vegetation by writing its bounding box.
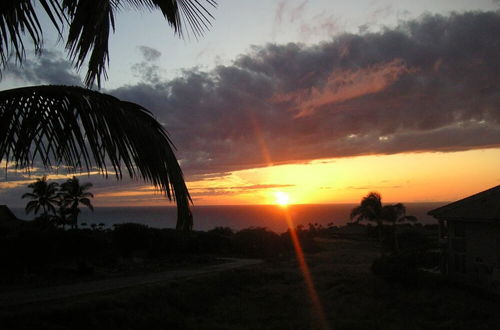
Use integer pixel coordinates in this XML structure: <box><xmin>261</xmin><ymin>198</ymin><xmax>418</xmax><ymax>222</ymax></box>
<box><xmin>21</xmin><ymin>177</ymin><xmax>94</xmax><ymax>229</ymax></box>
<box><xmin>22</xmin><ymin>176</ymin><xmax>60</xmax><ymax>226</ymax></box>
<box><xmin>59</xmin><ymin>177</ymin><xmax>94</xmax><ymax>229</ymax></box>
<box><xmin>0</xmin><ymin>222</ymin><xmax>323</xmax><ymax>287</ymax></box>
<box><xmin>2</xmin><ymin>236</ymin><xmax>499</xmax><ymax>330</ymax></box>
<box><xmin>371</xmin><ymin>224</ymin><xmax>441</xmax><ymax>284</ymax></box>
<box><xmin>350</xmin><ymin>192</ymin><xmax>418</xmax><ymax>251</ymax></box>
<box><xmin>350</xmin><ymin>192</ymin><xmax>385</xmax><ymax>241</ymax></box>
<box><xmin>0</xmin><ymin>0</ymin><xmax>217</xmax><ymax>232</ymax></box>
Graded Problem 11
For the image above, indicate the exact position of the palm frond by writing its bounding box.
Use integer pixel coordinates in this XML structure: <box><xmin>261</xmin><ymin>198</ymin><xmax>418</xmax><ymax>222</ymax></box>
<box><xmin>64</xmin><ymin>0</ymin><xmax>114</xmax><ymax>87</ymax></box>
<box><xmin>21</xmin><ymin>192</ymin><xmax>37</xmax><ymax>199</ymax></box>
<box><xmin>25</xmin><ymin>200</ymin><xmax>38</xmax><ymax>214</ymax></box>
<box><xmin>46</xmin><ymin>202</ymin><xmax>57</xmax><ymax>215</ymax></box>
<box><xmin>122</xmin><ymin>0</ymin><xmax>216</xmax><ymax>38</ymax></box>
<box><xmin>80</xmin><ymin>191</ymin><xmax>93</xmax><ymax>198</ymax></box>
<box><xmin>0</xmin><ymin>1</ymin><xmax>64</xmax><ymax>72</ymax></box>
<box><xmin>79</xmin><ymin>197</ymin><xmax>93</xmax><ymax>211</ymax></box>
<box><xmin>0</xmin><ymin>1</ymin><xmax>216</xmax><ymax>87</ymax></box>
<box><xmin>0</xmin><ymin>85</ymin><xmax>192</xmax><ymax>230</ymax></box>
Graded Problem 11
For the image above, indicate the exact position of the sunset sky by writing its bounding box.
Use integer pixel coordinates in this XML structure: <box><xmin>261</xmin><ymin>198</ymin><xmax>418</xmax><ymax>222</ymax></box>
<box><xmin>1</xmin><ymin>0</ymin><xmax>499</xmax><ymax>207</ymax></box>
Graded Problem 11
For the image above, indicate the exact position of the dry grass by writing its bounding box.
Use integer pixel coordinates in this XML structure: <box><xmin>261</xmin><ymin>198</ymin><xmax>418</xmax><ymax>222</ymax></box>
<box><xmin>1</xmin><ymin>238</ymin><xmax>500</xmax><ymax>330</ymax></box>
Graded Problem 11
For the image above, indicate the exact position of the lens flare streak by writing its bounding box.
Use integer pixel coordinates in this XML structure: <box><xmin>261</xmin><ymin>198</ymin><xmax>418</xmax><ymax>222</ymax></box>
<box><xmin>283</xmin><ymin>208</ymin><xmax>331</xmax><ymax>330</ymax></box>
<box><xmin>251</xmin><ymin>115</ymin><xmax>330</xmax><ymax>329</ymax></box>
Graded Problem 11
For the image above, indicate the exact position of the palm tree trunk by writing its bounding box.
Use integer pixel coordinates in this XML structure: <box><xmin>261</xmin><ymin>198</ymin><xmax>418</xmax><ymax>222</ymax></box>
<box><xmin>72</xmin><ymin>205</ymin><xmax>78</xmax><ymax>229</ymax></box>
<box><xmin>393</xmin><ymin>223</ymin><xmax>399</xmax><ymax>252</ymax></box>
<box><xmin>74</xmin><ymin>211</ymin><xmax>79</xmax><ymax>229</ymax></box>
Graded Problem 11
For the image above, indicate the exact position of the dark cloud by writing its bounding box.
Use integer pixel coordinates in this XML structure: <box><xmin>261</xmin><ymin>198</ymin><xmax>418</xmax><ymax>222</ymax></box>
<box><xmin>3</xmin><ymin>50</ymin><xmax>82</xmax><ymax>85</ymax></box>
<box><xmin>3</xmin><ymin>12</ymin><xmax>499</xmax><ymax>180</ymax></box>
<box><xmin>138</xmin><ymin>46</ymin><xmax>162</xmax><ymax>62</ymax></box>
<box><xmin>198</xmin><ymin>184</ymin><xmax>294</xmax><ymax>191</ymax></box>
<box><xmin>345</xmin><ymin>185</ymin><xmax>402</xmax><ymax>190</ymax></box>
<box><xmin>110</xmin><ymin>11</ymin><xmax>500</xmax><ymax>176</ymax></box>
<box><xmin>233</xmin><ymin>184</ymin><xmax>295</xmax><ymax>190</ymax></box>
<box><xmin>189</xmin><ymin>183</ymin><xmax>294</xmax><ymax>198</ymax></box>
<box><xmin>132</xmin><ymin>46</ymin><xmax>163</xmax><ymax>83</ymax></box>
<box><xmin>272</xmin><ymin>0</ymin><xmax>343</xmax><ymax>41</ymax></box>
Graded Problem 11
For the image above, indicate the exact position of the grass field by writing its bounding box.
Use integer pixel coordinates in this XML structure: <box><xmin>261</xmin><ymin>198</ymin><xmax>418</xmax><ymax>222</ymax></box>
<box><xmin>1</xmin><ymin>238</ymin><xmax>500</xmax><ymax>330</ymax></box>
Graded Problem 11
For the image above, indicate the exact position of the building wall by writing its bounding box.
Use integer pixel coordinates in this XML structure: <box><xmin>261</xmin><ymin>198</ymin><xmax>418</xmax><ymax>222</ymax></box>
<box><xmin>447</xmin><ymin>221</ymin><xmax>500</xmax><ymax>284</ymax></box>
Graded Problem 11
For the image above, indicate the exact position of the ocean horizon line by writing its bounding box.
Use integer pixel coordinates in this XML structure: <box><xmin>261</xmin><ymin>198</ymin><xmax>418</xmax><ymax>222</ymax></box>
<box><xmin>10</xmin><ymin>203</ymin><xmax>441</xmax><ymax>232</ymax></box>
<box><xmin>83</xmin><ymin>201</ymin><xmax>448</xmax><ymax>208</ymax></box>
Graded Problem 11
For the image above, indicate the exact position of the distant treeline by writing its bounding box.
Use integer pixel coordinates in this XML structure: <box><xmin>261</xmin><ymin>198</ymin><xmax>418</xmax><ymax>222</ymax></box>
<box><xmin>0</xmin><ymin>223</ymin><xmax>321</xmax><ymax>284</ymax></box>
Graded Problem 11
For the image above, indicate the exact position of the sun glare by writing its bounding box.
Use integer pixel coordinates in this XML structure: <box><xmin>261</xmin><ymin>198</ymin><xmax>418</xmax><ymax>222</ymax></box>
<box><xmin>274</xmin><ymin>191</ymin><xmax>290</xmax><ymax>206</ymax></box>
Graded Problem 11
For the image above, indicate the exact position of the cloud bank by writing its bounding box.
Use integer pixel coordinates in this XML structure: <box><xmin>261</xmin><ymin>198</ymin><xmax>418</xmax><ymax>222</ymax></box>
<box><xmin>4</xmin><ymin>11</ymin><xmax>500</xmax><ymax>177</ymax></box>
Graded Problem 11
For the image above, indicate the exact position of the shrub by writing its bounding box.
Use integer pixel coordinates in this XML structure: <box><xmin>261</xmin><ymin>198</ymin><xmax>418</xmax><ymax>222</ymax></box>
<box><xmin>188</xmin><ymin>230</ymin><xmax>233</xmax><ymax>254</ymax></box>
<box><xmin>233</xmin><ymin>227</ymin><xmax>287</xmax><ymax>259</ymax></box>
<box><xmin>0</xmin><ymin>228</ymin><xmax>114</xmax><ymax>279</ymax></box>
<box><xmin>281</xmin><ymin>227</ymin><xmax>320</xmax><ymax>254</ymax></box>
<box><xmin>208</xmin><ymin>226</ymin><xmax>234</xmax><ymax>237</ymax></box>
<box><xmin>371</xmin><ymin>250</ymin><xmax>440</xmax><ymax>285</ymax></box>
<box><xmin>112</xmin><ymin>223</ymin><xmax>154</xmax><ymax>258</ymax></box>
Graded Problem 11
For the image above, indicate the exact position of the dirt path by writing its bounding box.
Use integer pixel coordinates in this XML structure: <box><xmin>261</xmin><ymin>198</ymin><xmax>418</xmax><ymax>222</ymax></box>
<box><xmin>0</xmin><ymin>258</ymin><xmax>263</xmax><ymax>308</ymax></box>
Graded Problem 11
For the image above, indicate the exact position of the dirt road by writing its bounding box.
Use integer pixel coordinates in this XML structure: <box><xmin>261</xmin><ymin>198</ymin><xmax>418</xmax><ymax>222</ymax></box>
<box><xmin>0</xmin><ymin>258</ymin><xmax>262</xmax><ymax>308</ymax></box>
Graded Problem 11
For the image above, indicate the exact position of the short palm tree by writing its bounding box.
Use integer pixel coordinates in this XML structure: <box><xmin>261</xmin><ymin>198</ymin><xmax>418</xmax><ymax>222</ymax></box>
<box><xmin>0</xmin><ymin>1</ymin><xmax>217</xmax><ymax>231</ymax></box>
<box><xmin>22</xmin><ymin>176</ymin><xmax>60</xmax><ymax>219</ymax></box>
<box><xmin>350</xmin><ymin>192</ymin><xmax>384</xmax><ymax>241</ymax></box>
<box><xmin>59</xmin><ymin>176</ymin><xmax>94</xmax><ymax>229</ymax></box>
<box><xmin>381</xmin><ymin>203</ymin><xmax>417</xmax><ymax>251</ymax></box>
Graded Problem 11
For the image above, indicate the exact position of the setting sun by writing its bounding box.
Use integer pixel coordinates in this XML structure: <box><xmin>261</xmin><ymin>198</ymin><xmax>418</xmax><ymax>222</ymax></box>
<box><xmin>274</xmin><ymin>191</ymin><xmax>290</xmax><ymax>206</ymax></box>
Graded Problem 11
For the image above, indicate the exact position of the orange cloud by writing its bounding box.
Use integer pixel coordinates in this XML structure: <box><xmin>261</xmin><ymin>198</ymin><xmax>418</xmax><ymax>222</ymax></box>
<box><xmin>273</xmin><ymin>59</ymin><xmax>415</xmax><ymax>117</ymax></box>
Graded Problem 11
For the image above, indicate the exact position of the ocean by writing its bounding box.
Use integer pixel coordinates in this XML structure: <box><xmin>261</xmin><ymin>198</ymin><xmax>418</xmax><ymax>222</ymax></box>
<box><xmin>10</xmin><ymin>203</ymin><xmax>443</xmax><ymax>233</ymax></box>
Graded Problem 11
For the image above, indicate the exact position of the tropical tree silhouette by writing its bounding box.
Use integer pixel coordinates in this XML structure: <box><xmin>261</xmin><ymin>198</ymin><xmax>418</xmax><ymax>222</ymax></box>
<box><xmin>350</xmin><ymin>192</ymin><xmax>384</xmax><ymax>241</ymax></box>
<box><xmin>0</xmin><ymin>1</ymin><xmax>217</xmax><ymax>231</ymax></box>
<box><xmin>59</xmin><ymin>176</ymin><xmax>94</xmax><ymax>229</ymax></box>
<box><xmin>381</xmin><ymin>203</ymin><xmax>417</xmax><ymax>251</ymax></box>
<box><xmin>22</xmin><ymin>176</ymin><xmax>60</xmax><ymax>222</ymax></box>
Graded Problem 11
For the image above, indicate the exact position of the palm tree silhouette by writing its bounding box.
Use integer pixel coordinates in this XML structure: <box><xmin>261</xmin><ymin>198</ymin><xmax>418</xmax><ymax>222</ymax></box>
<box><xmin>350</xmin><ymin>192</ymin><xmax>384</xmax><ymax>241</ymax></box>
<box><xmin>22</xmin><ymin>176</ymin><xmax>60</xmax><ymax>220</ymax></box>
<box><xmin>59</xmin><ymin>176</ymin><xmax>94</xmax><ymax>229</ymax></box>
<box><xmin>0</xmin><ymin>1</ymin><xmax>217</xmax><ymax>231</ymax></box>
<box><xmin>381</xmin><ymin>203</ymin><xmax>417</xmax><ymax>251</ymax></box>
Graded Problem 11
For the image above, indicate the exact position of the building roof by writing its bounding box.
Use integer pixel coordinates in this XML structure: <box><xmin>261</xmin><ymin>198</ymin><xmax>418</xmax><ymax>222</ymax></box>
<box><xmin>0</xmin><ymin>205</ymin><xmax>18</xmax><ymax>220</ymax></box>
<box><xmin>428</xmin><ymin>185</ymin><xmax>500</xmax><ymax>221</ymax></box>
<box><xmin>0</xmin><ymin>205</ymin><xmax>25</xmax><ymax>227</ymax></box>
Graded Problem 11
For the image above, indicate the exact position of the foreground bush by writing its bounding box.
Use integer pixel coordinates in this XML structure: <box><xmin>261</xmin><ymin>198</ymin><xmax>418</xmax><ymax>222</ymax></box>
<box><xmin>0</xmin><ymin>228</ymin><xmax>114</xmax><ymax>280</ymax></box>
<box><xmin>371</xmin><ymin>249</ymin><xmax>440</xmax><ymax>285</ymax></box>
<box><xmin>233</xmin><ymin>227</ymin><xmax>287</xmax><ymax>258</ymax></box>
<box><xmin>0</xmin><ymin>223</ymin><xmax>320</xmax><ymax>284</ymax></box>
